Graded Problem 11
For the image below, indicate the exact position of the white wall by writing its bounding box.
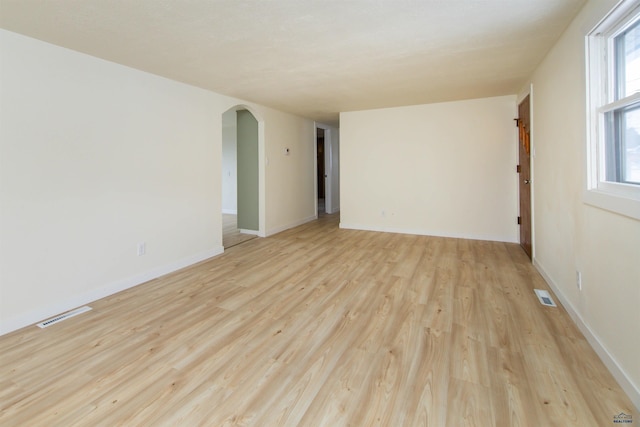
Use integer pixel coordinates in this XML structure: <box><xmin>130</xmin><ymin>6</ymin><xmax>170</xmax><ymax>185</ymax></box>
<box><xmin>0</xmin><ymin>29</ymin><xmax>316</xmax><ymax>334</ymax></box>
<box><xmin>262</xmin><ymin>110</ymin><xmax>317</xmax><ymax>236</ymax></box>
<box><xmin>523</xmin><ymin>0</ymin><xmax>640</xmax><ymax>408</ymax></box>
<box><xmin>330</xmin><ymin>128</ymin><xmax>340</xmax><ymax>213</ymax></box>
<box><xmin>340</xmin><ymin>95</ymin><xmax>518</xmax><ymax>242</ymax></box>
<box><xmin>221</xmin><ymin>111</ymin><xmax>237</xmax><ymax>214</ymax></box>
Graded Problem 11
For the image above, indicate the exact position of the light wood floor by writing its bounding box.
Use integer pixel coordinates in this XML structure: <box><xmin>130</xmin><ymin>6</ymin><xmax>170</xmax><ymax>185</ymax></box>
<box><xmin>223</xmin><ymin>213</ymin><xmax>257</xmax><ymax>249</ymax></box>
<box><xmin>1</xmin><ymin>214</ymin><xmax>635</xmax><ymax>426</ymax></box>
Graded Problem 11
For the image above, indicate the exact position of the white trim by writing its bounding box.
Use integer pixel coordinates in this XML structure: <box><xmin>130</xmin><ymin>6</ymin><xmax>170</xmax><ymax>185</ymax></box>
<box><xmin>597</xmin><ymin>92</ymin><xmax>640</xmax><ymax>114</ymax></box>
<box><xmin>534</xmin><ymin>258</ymin><xmax>640</xmax><ymax>411</ymax></box>
<box><xmin>0</xmin><ymin>246</ymin><xmax>224</xmax><ymax>336</ymax></box>
<box><xmin>583</xmin><ymin>187</ymin><xmax>640</xmax><ymax>219</ymax></box>
<box><xmin>222</xmin><ymin>209</ymin><xmax>237</xmax><ymax>215</ymax></box>
<box><xmin>339</xmin><ymin>222</ymin><xmax>517</xmax><ymax>244</ymax></box>
<box><xmin>238</xmin><ymin>228</ymin><xmax>260</xmax><ymax>236</ymax></box>
<box><xmin>585</xmin><ymin>0</ymin><xmax>640</xmax><ymax>221</ymax></box>
<box><xmin>265</xmin><ymin>215</ymin><xmax>316</xmax><ymax>237</ymax></box>
<box><xmin>324</xmin><ymin>128</ymin><xmax>332</xmax><ymax>214</ymax></box>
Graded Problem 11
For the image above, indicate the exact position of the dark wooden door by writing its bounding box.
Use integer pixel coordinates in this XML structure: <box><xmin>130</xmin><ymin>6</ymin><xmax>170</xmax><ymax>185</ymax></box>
<box><xmin>518</xmin><ymin>95</ymin><xmax>532</xmax><ymax>259</ymax></box>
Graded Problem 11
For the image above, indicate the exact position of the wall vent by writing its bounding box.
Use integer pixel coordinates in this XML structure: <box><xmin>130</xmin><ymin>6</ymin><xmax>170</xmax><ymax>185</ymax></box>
<box><xmin>534</xmin><ymin>289</ymin><xmax>557</xmax><ymax>307</ymax></box>
<box><xmin>37</xmin><ymin>306</ymin><xmax>92</xmax><ymax>328</ymax></box>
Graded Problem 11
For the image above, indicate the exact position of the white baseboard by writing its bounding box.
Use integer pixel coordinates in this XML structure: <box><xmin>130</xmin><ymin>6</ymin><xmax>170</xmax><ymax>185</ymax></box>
<box><xmin>239</xmin><ymin>228</ymin><xmax>260</xmax><ymax>236</ymax></box>
<box><xmin>222</xmin><ymin>209</ymin><xmax>237</xmax><ymax>214</ymax></box>
<box><xmin>0</xmin><ymin>246</ymin><xmax>224</xmax><ymax>336</ymax></box>
<box><xmin>534</xmin><ymin>258</ymin><xmax>640</xmax><ymax>411</ymax></box>
<box><xmin>338</xmin><ymin>222</ymin><xmax>517</xmax><ymax>243</ymax></box>
<box><xmin>266</xmin><ymin>215</ymin><xmax>316</xmax><ymax>237</ymax></box>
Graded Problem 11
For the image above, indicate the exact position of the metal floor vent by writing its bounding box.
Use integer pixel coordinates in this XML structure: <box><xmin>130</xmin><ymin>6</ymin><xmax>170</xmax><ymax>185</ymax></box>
<box><xmin>37</xmin><ymin>306</ymin><xmax>92</xmax><ymax>328</ymax></box>
<box><xmin>534</xmin><ymin>289</ymin><xmax>557</xmax><ymax>307</ymax></box>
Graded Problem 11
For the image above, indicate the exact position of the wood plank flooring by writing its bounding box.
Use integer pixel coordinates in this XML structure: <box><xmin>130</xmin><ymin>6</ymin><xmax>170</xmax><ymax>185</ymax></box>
<box><xmin>0</xmin><ymin>213</ymin><xmax>635</xmax><ymax>426</ymax></box>
<box><xmin>223</xmin><ymin>213</ymin><xmax>257</xmax><ymax>249</ymax></box>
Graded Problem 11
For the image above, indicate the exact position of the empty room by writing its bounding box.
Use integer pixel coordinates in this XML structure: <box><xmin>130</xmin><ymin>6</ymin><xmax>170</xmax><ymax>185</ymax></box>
<box><xmin>0</xmin><ymin>0</ymin><xmax>638</xmax><ymax>426</ymax></box>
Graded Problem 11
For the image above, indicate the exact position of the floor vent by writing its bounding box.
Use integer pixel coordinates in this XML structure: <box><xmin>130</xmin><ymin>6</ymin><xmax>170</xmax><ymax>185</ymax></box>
<box><xmin>534</xmin><ymin>289</ymin><xmax>557</xmax><ymax>307</ymax></box>
<box><xmin>37</xmin><ymin>306</ymin><xmax>92</xmax><ymax>328</ymax></box>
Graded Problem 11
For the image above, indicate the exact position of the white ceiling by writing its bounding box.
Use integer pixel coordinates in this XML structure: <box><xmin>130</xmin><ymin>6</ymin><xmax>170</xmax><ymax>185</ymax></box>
<box><xmin>0</xmin><ymin>0</ymin><xmax>585</xmax><ymax>125</ymax></box>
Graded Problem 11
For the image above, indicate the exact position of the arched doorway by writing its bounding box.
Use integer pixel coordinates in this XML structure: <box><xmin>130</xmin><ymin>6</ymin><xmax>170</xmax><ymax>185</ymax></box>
<box><xmin>221</xmin><ymin>107</ymin><xmax>260</xmax><ymax>248</ymax></box>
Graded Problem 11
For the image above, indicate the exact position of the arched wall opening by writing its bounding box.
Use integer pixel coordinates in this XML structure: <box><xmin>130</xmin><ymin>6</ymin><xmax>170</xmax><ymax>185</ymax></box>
<box><xmin>221</xmin><ymin>105</ymin><xmax>265</xmax><ymax>245</ymax></box>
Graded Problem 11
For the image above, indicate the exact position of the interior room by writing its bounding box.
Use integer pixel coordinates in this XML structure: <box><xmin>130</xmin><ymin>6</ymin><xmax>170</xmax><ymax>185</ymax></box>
<box><xmin>0</xmin><ymin>0</ymin><xmax>638</xmax><ymax>425</ymax></box>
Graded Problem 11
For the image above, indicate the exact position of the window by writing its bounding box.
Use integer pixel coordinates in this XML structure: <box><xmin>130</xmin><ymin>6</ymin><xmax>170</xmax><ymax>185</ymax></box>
<box><xmin>586</xmin><ymin>0</ymin><xmax>640</xmax><ymax>220</ymax></box>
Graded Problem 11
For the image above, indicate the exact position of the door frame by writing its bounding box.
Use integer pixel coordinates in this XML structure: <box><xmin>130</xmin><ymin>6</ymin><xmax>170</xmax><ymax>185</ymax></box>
<box><xmin>517</xmin><ymin>86</ymin><xmax>535</xmax><ymax>260</ymax></box>
<box><xmin>315</xmin><ymin>123</ymin><xmax>333</xmax><ymax>214</ymax></box>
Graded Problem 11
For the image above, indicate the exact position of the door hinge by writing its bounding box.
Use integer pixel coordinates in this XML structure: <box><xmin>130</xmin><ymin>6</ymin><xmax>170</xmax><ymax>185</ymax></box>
<box><xmin>517</xmin><ymin>216</ymin><xmax>521</xmax><ymax>225</ymax></box>
<box><xmin>514</xmin><ymin>118</ymin><xmax>520</xmax><ymax>127</ymax></box>
<box><xmin>516</xmin><ymin>165</ymin><xmax>521</xmax><ymax>173</ymax></box>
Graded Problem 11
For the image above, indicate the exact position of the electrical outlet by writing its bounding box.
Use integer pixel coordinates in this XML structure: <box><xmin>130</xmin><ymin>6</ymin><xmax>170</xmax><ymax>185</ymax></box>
<box><xmin>576</xmin><ymin>271</ymin><xmax>582</xmax><ymax>291</ymax></box>
<box><xmin>137</xmin><ymin>242</ymin><xmax>146</xmax><ymax>256</ymax></box>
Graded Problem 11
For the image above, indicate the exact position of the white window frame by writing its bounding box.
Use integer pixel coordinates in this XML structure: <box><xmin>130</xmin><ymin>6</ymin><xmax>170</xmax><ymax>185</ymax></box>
<box><xmin>585</xmin><ymin>0</ymin><xmax>640</xmax><ymax>220</ymax></box>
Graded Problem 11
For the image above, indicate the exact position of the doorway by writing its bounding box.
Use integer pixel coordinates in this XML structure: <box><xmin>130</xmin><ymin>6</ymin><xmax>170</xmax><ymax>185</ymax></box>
<box><xmin>316</xmin><ymin>128</ymin><xmax>326</xmax><ymax>214</ymax></box>
<box><xmin>518</xmin><ymin>95</ymin><xmax>532</xmax><ymax>259</ymax></box>
<box><xmin>237</xmin><ymin>110</ymin><xmax>259</xmax><ymax>231</ymax></box>
<box><xmin>221</xmin><ymin>108</ymin><xmax>259</xmax><ymax>249</ymax></box>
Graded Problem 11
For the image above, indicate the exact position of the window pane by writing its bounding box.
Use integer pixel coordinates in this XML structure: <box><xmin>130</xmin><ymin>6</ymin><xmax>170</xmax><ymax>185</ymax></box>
<box><xmin>616</xmin><ymin>20</ymin><xmax>640</xmax><ymax>99</ymax></box>
<box><xmin>605</xmin><ymin>104</ymin><xmax>640</xmax><ymax>184</ymax></box>
<box><xmin>624</xmin><ymin>107</ymin><xmax>640</xmax><ymax>183</ymax></box>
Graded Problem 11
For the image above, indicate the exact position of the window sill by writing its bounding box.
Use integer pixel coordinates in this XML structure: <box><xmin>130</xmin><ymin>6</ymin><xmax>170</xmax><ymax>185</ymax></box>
<box><xmin>583</xmin><ymin>188</ymin><xmax>640</xmax><ymax>220</ymax></box>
